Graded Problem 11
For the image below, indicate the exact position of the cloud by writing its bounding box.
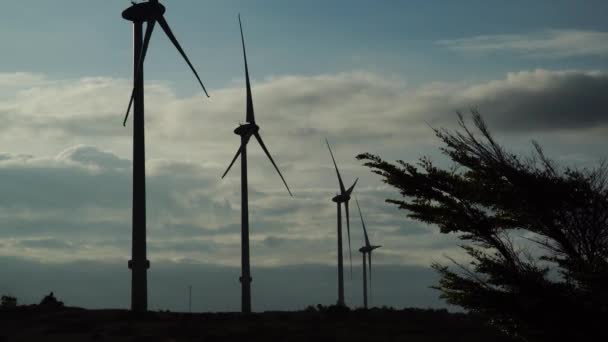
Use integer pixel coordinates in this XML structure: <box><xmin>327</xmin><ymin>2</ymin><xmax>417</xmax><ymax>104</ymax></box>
<box><xmin>453</xmin><ymin>69</ymin><xmax>608</xmax><ymax>132</ymax></box>
<box><xmin>3</xmin><ymin>68</ymin><xmax>606</xmax><ymax>161</ymax></box>
<box><xmin>3</xmin><ymin>68</ymin><xmax>604</xmax><ymax>309</ymax></box>
<box><xmin>0</xmin><ymin>68</ymin><xmax>607</xmax><ymax>273</ymax></box>
<box><xmin>437</xmin><ymin>30</ymin><xmax>608</xmax><ymax>58</ymax></box>
<box><xmin>56</xmin><ymin>145</ymin><xmax>130</xmax><ymax>170</ymax></box>
<box><xmin>0</xmin><ymin>72</ymin><xmax>47</xmax><ymax>88</ymax></box>
<box><xmin>0</xmin><ymin>149</ymin><xmax>131</xmax><ymax>211</ymax></box>
<box><xmin>0</xmin><ymin>145</ymin><xmax>242</xmax><ymax>264</ymax></box>
<box><xmin>262</xmin><ymin>236</ymin><xmax>288</xmax><ymax>248</ymax></box>
<box><xmin>17</xmin><ymin>238</ymin><xmax>73</xmax><ymax>250</ymax></box>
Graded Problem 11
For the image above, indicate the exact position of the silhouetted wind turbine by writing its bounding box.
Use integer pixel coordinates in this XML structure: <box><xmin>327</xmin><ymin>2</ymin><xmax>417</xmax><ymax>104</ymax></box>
<box><xmin>121</xmin><ymin>0</ymin><xmax>208</xmax><ymax>313</ymax></box>
<box><xmin>356</xmin><ymin>198</ymin><xmax>381</xmax><ymax>309</ymax></box>
<box><xmin>221</xmin><ymin>15</ymin><xmax>292</xmax><ymax>313</ymax></box>
<box><xmin>326</xmin><ymin>139</ymin><xmax>358</xmax><ymax>307</ymax></box>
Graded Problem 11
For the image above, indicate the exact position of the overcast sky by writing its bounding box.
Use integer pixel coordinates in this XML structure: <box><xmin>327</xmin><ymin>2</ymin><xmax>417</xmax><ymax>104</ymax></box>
<box><xmin>1</xmin><ymin>0</ymin><xmax>608</xmax><ymax>312</ymax></box>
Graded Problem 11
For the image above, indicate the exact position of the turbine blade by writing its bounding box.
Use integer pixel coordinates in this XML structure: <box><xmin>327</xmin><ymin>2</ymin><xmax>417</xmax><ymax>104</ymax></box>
<box><xmin>221</xmin><ymin>144</ymin><xmax>244</xmax><ymax>179</ymax></box>
<box><xmin>123</xmin><ymin>88</ymin><xmax>135</xmax><ymax>126</ymax></box>
<box><xmin>124</xmin><ymin>20</ymin><xmax>156</xmax><ymax>126</ymax></box>
<box><xmin>254</xmin><ymin>132</ymin><xmax>293</xmax><ymax>196</ymax></box>
<box><xmin>139</xmin><ymin>20</ymin><xmax>156</xmax><ymax>73</ymax></box>
<box><xmin>238</xmin><ymin>14</ymin><xmax>255</xmax><ymax>124</ymax></box>
<box><xmin>345</xmin><ymin>200</ymin><xmax>353</xmax><ymax>279</ymax></box>
<box><xmin>157</xmin><ymin>15</ymin><xmax>209</xmax><ymax>97</ymax></box>
<box><xmin>356</xmin><ymin>198</ymin><xmax>371</xmax><ymax>247</ymax></box>
<box><xmin>325</xmin><ymin>139</ymin><xmax>345</xmax><ymax>193</ymax></box>
<box><xmin>346</xmin><ymin>178</ymin><xmax>358</xmax><ymax>196</ymax></box>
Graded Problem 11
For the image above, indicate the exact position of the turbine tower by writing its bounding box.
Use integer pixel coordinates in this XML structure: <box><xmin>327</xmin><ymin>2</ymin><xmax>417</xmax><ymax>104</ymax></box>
<box><xmin>326</xmin><ymin>139</ymin><xmax>358</xmax><ymax>307</ymax></box>
<box><xmin>356</xmin><ymin>198</ymin><xmax>381</xmax><ymax>309</ymax></box>
<box><xmin>221</xmin><ymin>15</ymin><xmax>293</xmax><ymax>313</ymax></box>
<box><xmin>121</xmin><ymin>0</ymin><xmax>209</xmax><ymax>313</ymax></box>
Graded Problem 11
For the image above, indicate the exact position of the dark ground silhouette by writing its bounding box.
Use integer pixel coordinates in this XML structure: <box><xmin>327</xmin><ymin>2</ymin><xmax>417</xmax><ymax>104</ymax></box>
<box><xmin>0</xmin><ymin>305</ymin><xmax>516</xmax><ymax>341</ymax></box>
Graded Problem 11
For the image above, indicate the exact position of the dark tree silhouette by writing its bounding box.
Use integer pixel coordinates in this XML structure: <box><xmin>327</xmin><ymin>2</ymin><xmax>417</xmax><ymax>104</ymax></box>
<box><xmin>1</xmin><ymin>295</ymin><xmax>17</xmax><ymax>308</ymax></box>
<box><xmin>357</xmin><ymin>111</ymin><xmax>608</xmax><ymax>341</ymax></box>
<box><xmin>39</xmin><ymin>292</ymin><xmax>64</xmax><ymax>310</ymax></box>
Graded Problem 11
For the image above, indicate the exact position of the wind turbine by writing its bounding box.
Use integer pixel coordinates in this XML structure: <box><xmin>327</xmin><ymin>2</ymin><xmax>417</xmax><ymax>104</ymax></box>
<box><xmin>356</xmin><ymin>198</ymin><xmax>381</xmax><ymax>309</ymax></box>
<box><xmin>326</xmin><ymin>139</ymin><xmax>358</xmax><ymax>307</ymax></box>
<box><xmin>121</xmin><ymin>0</ymin><xmax>209</xmax><ymax>313</ymax></box>
<box><xmin>221</xmin><ymin>15</ymin><xmax>292</xmax><ymax>313</ymax></box>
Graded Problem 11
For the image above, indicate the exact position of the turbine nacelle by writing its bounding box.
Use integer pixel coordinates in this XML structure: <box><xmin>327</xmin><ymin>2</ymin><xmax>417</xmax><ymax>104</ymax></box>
<box><xmin>332</xmin><ymin>193</ymin><xmax>351</xmax><ymax>203</ymax></box>
<box><xmin>122</xmin><ymin>1</ymin><xmax>165</xmax><ymax>22</ymax></box>
<box><xmin>234</xmin><ymin>122</ymin><xmax>259</xmax><ymax>137</ymax></box>
<box><xmin>359</xmin><ymin>245</ymin><xmax>382</xmax><ymax>253</ymax></box>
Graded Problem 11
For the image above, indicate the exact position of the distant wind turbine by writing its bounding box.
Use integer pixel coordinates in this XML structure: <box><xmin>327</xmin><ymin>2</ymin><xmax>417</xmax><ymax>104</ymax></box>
<box><xmin>356</xmin><ymin>198</ymin><xmax>381</xmax><ymax>309</ymax></box>
<box><xmin>221</xmin><ymin>15</ymin><xmax>293</xmax><ymax>314</ymax></box>
<box><xmin>121</xmin><ymin>0</ymin><xmax>209</xmax><ymax>313</ymax></box>
<box><xmin>326</xmin><ymin>139</ymin><xmax>358</xmax><ymax>307</ymax></box>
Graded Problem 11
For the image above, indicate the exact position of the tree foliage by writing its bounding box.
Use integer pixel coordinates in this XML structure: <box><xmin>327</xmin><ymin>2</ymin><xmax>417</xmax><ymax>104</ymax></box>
<box><xmin>357</xmin><ymin>111</ymin><xmax>608</xmax><ymax>341</ymax></box>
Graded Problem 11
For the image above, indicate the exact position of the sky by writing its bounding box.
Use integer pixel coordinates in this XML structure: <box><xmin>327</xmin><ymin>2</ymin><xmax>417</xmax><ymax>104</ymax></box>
<box><xmin>1</xmin><ymin>0</ymin><xmax>608</xmax><ymax>312</ymax></box>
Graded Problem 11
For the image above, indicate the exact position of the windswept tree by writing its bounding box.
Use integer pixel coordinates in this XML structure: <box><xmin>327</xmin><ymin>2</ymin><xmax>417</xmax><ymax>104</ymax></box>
<box><xmin>358</xmin><ymin>112</ymin><xmax>608</xmax><ymax>341</ymax></box>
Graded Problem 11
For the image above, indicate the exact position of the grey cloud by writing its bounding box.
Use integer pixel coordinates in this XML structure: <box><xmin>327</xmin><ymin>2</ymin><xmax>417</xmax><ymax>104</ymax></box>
<box><xmin>4</xmin><ymin>69</ymin><xmax>607</xmax><ymax>172</ymax></box>
<box><xmin>30</xmin><ymin>115</ymin><xmax>129</xmax><ymax>139</ymax></box>
<box><xmin>0</xmin><ymin>64</ymin><xmax>604</xmax><ymax>313</ymax></box>
<box><xmin>148</xmin><ymin>239</ymin><xmax>219</xmax><ymax>254</ymax></box>
<box><xmin>0</xmin><ymin>75</ymin><xmax>167</xmax><ymax>139</ymax></box>
<box><xmin>148</xmin><ymin>160</ymin><xmax>208</xmax><ymax>178</ymax></box>
<box><xmin>17</xmin><ymin>238</ymin><xmax>73</xmax><ymax>250</ymax></box>
<box><xmin>291</xmin><ymin>127</ymin><xmax>326</xmax><ymax>138</ymax></box>
<box><xmin>459</xmin><ymin>70</ymin><xmax>608</xmax><ymax>132</ymax></box>
<box><xmin>159</xmin><ymin>223</ymin><xmax>238</xmax><ymax>237</ymax></box>
<box><xmin>1</xmin><ymin>69</ymin><xmax>605</xmax><ymax>272</ymax></box>
<box><xmin>0</xmin><ymin>162</ymin><xmax>130</xmax><ymax>210</ymax></box>
<box><xmin>0</xmin><ymin>146</ymin><xmax>233</xmax><ymax>238</ymax></box>
<box><xmin>0</xmin><ymin>72</ymin><xmax>47</xmax><ymax>88</ymax></box>
<box><xmin>392</xmin><ymin>222</ymin><xmax>432</xmax><ymax>236</ymax></box>
<box><xmin>56</xmin><ymin>145</ymin><xmax>130</xmax><ymax>169</ymax></box>
<box><xmin>262</xmin><ymin>236</ymin><xmax>287</xmax><ymax>248</ymax></box>
<box><xmin>437</xmin><ymin>30</ymin><xmax>608</xmax><ymax>58</ymax></box>
<box><xmin>0</xmin><ymin>217</ymin><xmax>127</xmax><ymax>238</ymax></box>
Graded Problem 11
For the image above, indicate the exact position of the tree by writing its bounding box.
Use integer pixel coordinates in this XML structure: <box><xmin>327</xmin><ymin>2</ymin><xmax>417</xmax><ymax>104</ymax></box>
<box><xmin>357</xmin><ymin>111</ymin><xmax>608</xmax><ymax>341</ymax></box>
<box><xmin>39</xmin><ymin>291</ymin><xmax>64</xmax><ymax>310</ymax></box>
<box><xmin>1</xmin><ymin>295</ymin><xmax>17</xmax><ymax>308</ymax></box>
